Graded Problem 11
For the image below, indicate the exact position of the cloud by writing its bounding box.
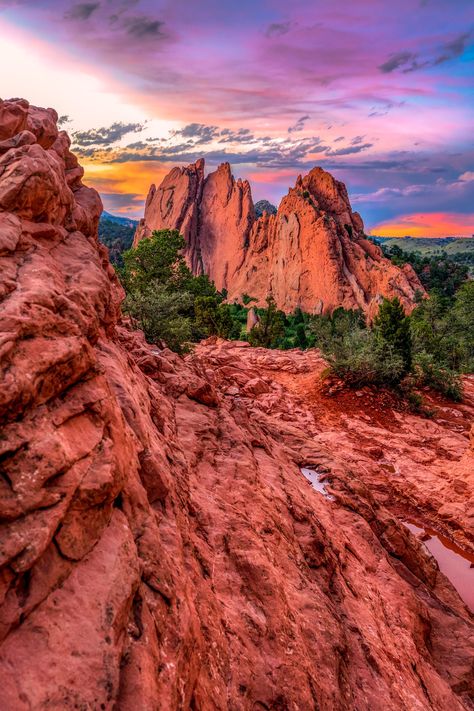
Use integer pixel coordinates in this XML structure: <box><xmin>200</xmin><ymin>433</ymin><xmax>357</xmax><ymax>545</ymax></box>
<box><xmin>325</xmin><ymin>143</ymin><xmax>373</xmax><ymax>156</ymax></box>
<box><xmin>433</xmin><ymin>32</ymin><xmax>471</xmax><ymax>66</ymax></box>
<box><xmin>265</xmin><ymin>21</ymin><xmax>291</xmax><ymax>38</ymax></box>
<box><xmin>170</xmin><ymin>123</ymin><xmax>220</xmax><ymax>144</ymax></box>
<box><xmin>73</xmin><ymin>121</ymin><xmax>145</xmax><ymax>147</ymax></box>
<box><xmin>76</xmin><ymin>131</ymin><xmax>329</xmax><ymax>170</ymax></box>
<box><xmin>288</xmin><ymin>115</ymin><xmax>310</xmax><ymax>134</ymax></box>
<box><xmin>352</xmin><ymin>185</ymin><xmax>432</xmax><ymax>202</ymax></box>
<box><xmin>168</xmin><ymin>124</ymin><xmax>262</xmax><ymax>146</ymax></box>
<box><xmin>459</xmin><ymin>171</ymin><xmax>474</xmax><ymax>182</ymax></box>
<box><xmin>100</xmin><ymin>191</ymin><xmax>143</xmax><ymax>212</ymax></box>
<box><xmin>379</xmin><ymin>51</ymin><xmax>415</xmax><ymax>73</ymax></box>
<box><xmin>121</xmin><ymin>15</ymin><xmax>165</xmax><ymax>39</ymax></box>
<box><xmin>379</xmin><ymin>31</ymin><xmax>472</xmax><ymax>74</ymax></box>
<box><xmin>219</xmin><ymin>128</ymin><xmax>255</xmax><ymax>143</ymax></box>
<box><xmin>64</xmin><ymin>3</ymin><xmax>100</xmax><ymax>21</ymax></box>
<box><xmin>368</xmin><ymin>101</ymin><xmax>403</xmax><ymax>117</ymax></box>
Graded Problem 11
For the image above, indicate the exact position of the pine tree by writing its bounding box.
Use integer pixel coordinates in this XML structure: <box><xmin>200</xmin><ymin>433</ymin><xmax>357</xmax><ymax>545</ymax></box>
<box><xmin>374</xmin><ymin>297</ymin><xmax>412</xmax><ymax>374</ymax></box>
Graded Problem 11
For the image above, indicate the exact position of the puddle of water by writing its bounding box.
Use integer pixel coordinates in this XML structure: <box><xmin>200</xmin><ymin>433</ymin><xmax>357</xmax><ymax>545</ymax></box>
<box><xmin>301</xmin><ymin>468</ymin><xmax>334</xmax><ymax>500</ymax></box>
<box><xmin>403</xmin><ymin>521</ymin><xmax>474</xmax><ymax>612</ymax></box>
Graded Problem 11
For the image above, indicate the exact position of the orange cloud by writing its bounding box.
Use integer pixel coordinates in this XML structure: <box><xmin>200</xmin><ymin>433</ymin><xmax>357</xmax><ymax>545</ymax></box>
<box><xmin>370</xmin><ymin>212</ymin><xmax>474</xmax><ymax>238</ymax></box>
<box><xmin>247</xmin><ymin>169</ymin><xmax>296</xmax><ymax>184</ymax></box>
<box><xmin>82</xmin><ymin>160</ymin><xmax>172</xmax><ymax>214</ymax></box>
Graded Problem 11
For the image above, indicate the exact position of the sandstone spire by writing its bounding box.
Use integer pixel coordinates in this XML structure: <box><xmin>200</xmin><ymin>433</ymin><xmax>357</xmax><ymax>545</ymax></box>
<box><xmin>135</xmin><ymin>160</ymin><xmax>423</xmax><ymax>315</ymax></box>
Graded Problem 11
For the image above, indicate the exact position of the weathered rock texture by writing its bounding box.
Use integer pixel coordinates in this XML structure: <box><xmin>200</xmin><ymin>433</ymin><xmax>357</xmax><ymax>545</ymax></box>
<box><xmin>1</xmin><ymin>100</ymin><xmax>473</xmax><ymax>711</ymax></box>
<box><xmin>134</xmin><ymin>159</ymin><xmax>255</xmax><ymax>291</ymax></box>
<box><xmin>135</xmin><ymin>159</ymin><xmax>423</xmax><ymax>316</ymax></box>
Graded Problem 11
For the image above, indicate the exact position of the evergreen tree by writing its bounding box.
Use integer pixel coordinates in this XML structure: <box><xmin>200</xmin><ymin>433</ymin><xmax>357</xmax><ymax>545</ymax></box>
<box><xmin>295</xmin><ymin>323</ymin><xmax>308</xmax><ymax>349</ymax></box>
<box><xmin>374</xmin><ymin>297</ymin><xmax>412</xmax><ymax>374</ymax></box>
<box><xmin>121</xmin><ymin>229</ymin><xmax>188</xmax><ymax>292</ymax></box>
<box><xmin>248</xmin><ymin>296</ymin><xmax>286</xmax><ymax>348</ymax></box>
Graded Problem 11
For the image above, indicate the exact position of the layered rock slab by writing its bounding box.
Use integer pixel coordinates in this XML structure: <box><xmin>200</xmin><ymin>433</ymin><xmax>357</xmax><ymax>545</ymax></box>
<box><xmin>0</xmin><ymin>100</ymin><xmax>472</xmax><ymax>711</ymax></box>
<box><xmin>135</xmin><ymin>159</ymin><xmax>423</xmax><ymax>316</ymax></box>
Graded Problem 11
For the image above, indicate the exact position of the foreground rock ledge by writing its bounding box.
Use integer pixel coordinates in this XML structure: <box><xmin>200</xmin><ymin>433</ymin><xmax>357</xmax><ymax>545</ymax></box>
<box><xmin>0</xmin><ymin>99</ymin><xmax>473</xmax><ymax>710</ymax></box>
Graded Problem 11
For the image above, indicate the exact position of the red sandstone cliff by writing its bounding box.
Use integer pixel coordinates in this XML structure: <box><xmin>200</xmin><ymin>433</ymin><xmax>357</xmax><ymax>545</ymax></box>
<box><xmin>0</xmin><ymin>100</ymin><xmax>473</xmax><ymax>710</ymax></box>
<box><xmin>134</xmin><ymin>159</ymin><xmax>254</xmax><ymax>289</ymax></box>
<box><xmin>135</xmin><ymin>159</ymin><xmax>423</xmax><ymax>316</ymax></box>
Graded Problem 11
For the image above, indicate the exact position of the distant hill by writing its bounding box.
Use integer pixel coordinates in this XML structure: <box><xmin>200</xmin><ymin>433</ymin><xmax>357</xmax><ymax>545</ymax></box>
<box><xmin>374</xmin><ymin>237</ymin><xmax>474</xmax><ymax>279</ymax></box>
<box><xmin>372</xmin><ymin>236</ymin><xmax>474</xmax><ymax>256</ymax></box>
<box><xmin>99</xmin><ymin>212</ymin><xmax>138</xmax><ymax>265</ymax></box>
<box><xmin>372</xmin><ymin>237</ymin><xmax>474</xmax><ymax>280</ymax></box>
<box><xmin>102</xmin><ymin>211</ymin><xmax>138</xmax><ymax>228</ymax></box>
<box><xmin>254</xmin><ymin>200</ymin><xmax>277</xmax><ymax>218</ymax></box>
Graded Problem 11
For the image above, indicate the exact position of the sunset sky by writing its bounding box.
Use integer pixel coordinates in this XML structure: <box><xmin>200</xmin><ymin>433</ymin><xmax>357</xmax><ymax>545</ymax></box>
<box><xmin>0</xmin><ymin>0</ymin><xmax>472</xmax><ymax>236</ymax></box>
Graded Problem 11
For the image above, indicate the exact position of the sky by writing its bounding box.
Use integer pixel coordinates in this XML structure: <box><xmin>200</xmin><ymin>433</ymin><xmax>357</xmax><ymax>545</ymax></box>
<box><xmin>0</xmin><ymin>0</ymin><xmax>473</xmax><ymax>236</ymax></box>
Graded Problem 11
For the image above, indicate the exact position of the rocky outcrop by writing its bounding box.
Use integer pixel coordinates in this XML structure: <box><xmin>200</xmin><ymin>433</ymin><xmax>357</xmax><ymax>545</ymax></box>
<box><xmin>135</xmin><ymin>159</ymin><xmax>423</xmax><ymax>316</ymax></box>
<box><xmin>254</xmin><ymin>199</ymin><xmax>277</xmax><ymax>218</ymax></box>
<box><xmin>134</xmin><ymin>160</ymin><xmax>255</xmax><ymax>290</ymax></box>
<box><xmin>134</xmin><ymin>158</ymin><xmax>205</xmax><ymax>274</ymax></box>
<box><xmin>0</xmin><ymin>100</ymin><xmax>473</xmax><ymax>710</ymax></box>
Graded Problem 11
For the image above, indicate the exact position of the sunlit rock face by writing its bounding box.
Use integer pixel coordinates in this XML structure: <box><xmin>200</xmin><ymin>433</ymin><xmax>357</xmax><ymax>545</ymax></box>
<box><xmin>134</xmin><ymin>159</ymin><xmax>255</xmax><ymax>291</ymax></box>
<box><xmin>1</xmin><ymin>100</ymin><xmax>473</xmax><ymax>711</ymax></box>
<box><xmin>136</xmin><ymin>159</ymin><xmax>423</xmax><ymax>316</ymax></box>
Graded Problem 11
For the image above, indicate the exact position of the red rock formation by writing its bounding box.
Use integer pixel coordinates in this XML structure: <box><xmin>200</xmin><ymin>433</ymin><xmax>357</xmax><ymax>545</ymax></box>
<box><xmin>134</xmin><ymin>160</ymin><xmax>254</xmax><ymax>289</ymax></box>
<box><xmin>1</xmin><ymin>100</ymin><xmax>473</xmax><ymax>710</ymax></box>
<box><xmin>134</xmin><ymin>158</ymin><xmax>205</xmax><ymax>274</ymax></box>
<box><xmin>135</xmin><ymin>159</ymin><xmax>423</xmax><ymax>315</ymax></box>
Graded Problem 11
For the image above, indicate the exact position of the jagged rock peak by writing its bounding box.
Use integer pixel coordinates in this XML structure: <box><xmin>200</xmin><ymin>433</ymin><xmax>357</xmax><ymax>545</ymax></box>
<box><xmin>135</xmin><ymin>157</ymin><xmax>424</xmax><ymax>316</ymax></box>
<box><xmin>135</xmin><ymin>157</ymin><xmax>256</xmax><ymax>290</ymax></box>
<box><xmin>254</xmin><ymin>199</ymin><xmax>277</xmax><ymax>218</ymax></box>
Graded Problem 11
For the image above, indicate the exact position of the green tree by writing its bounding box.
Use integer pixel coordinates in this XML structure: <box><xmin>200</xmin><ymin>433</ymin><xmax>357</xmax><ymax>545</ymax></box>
<box><xmin>295</xmin><ymin>323</ymin><xmax>308</xmax><ymax>349</ymax></box>
<box><xmin>124</xmin><ymin>283</ymin><xmax>193</xmax><ymax>354</ymax></box>
<box><xmin>194</xmin><ymin>296</ymin><xmax>238</xmax><ymax>339</ymax></box>
<box><xmin>121</xmin><ymin>230</ymin><xmax>251</xmax><ymax>352</ymax></box>
<box><xmin>121</xmin><ymin>229</ymin><xmax>189</xmax><ymax>292</ymax></box>
<box><xmin>374</xmin><ymin>297</ymin><xmax>412</xmax><ymax>374</ymax></box>
<box><xmin>452</xmin><ymin>281</ymin><xmax>474</xmax><ymax>371</ymax></box>
<box><xmin>248</xmin><ymin>296</ymin><xmax>286</xmax><ymax>348</ymax></box>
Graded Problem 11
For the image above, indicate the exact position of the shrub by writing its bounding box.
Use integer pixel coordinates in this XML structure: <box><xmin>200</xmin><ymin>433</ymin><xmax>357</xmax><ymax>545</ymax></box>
<box><xmin>121</xmin><ymin>230</ymin><xmax>244</xmax><ymax>352</ymax></box>
<box><xmin>328</xmin><ymin>329</ymin><xmax>405</xmax><ymax>387</ymax></box>
<box><xmin>242</xmin><ymin>293</ymin><xmax>257</xmax><ymax>305</ymax></box>
<box><xmin>121</xmin><ymin>229</ymin><xmax>188</xmax><ymax>293</ymax></box>
<box><xmin>194</xmin><ymin>296</ymin><xmax>240</xmax><ymax>339</ymax></box>
<box><xmin>124</xmin><ymin>282</ymin><xmax>194</xmax><ymax>354</ymax></box>
<box><xmin>248</xmin><ymin>296</ymin><xmax>286</xmax><ymax>348</ymax></box>
<box><xmin>413</xmin><ymin>352</ymin><xmax>463</xmax><ymax>401</ymax></box>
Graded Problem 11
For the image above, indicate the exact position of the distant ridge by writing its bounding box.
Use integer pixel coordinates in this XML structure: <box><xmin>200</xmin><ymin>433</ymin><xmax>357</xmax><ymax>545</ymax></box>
<box><xmin>102</xmin><ymin>211</ymin><xmax>138</xmax><ymax>227</ymax></box>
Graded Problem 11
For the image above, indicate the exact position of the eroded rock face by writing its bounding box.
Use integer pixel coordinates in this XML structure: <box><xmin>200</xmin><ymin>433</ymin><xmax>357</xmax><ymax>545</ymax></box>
<box><xmin>1</xmin><ymin>100</ymin><xmax>473</xmax><ymax>711</ymax></box>
<box><xmin>136</xmin><ymin>160</ymin><xmax>423</xmax><ymax>315</ymax></box>
<box><xmin>134</xmin><ymin>159</ymin><xmax>255</xmax><ymax>290</ymax></box>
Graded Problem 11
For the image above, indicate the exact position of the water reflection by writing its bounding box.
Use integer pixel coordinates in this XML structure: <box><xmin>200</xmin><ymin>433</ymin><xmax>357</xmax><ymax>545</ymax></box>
<box><xmin>301</xmin><ymin>467</ymin><xmax>334</xmax><ymax>501</ymax></box>
<box><xmin>404</xmin><ymin>521</ymin><xmax>474</xmax><ymax>612</ymax></box>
